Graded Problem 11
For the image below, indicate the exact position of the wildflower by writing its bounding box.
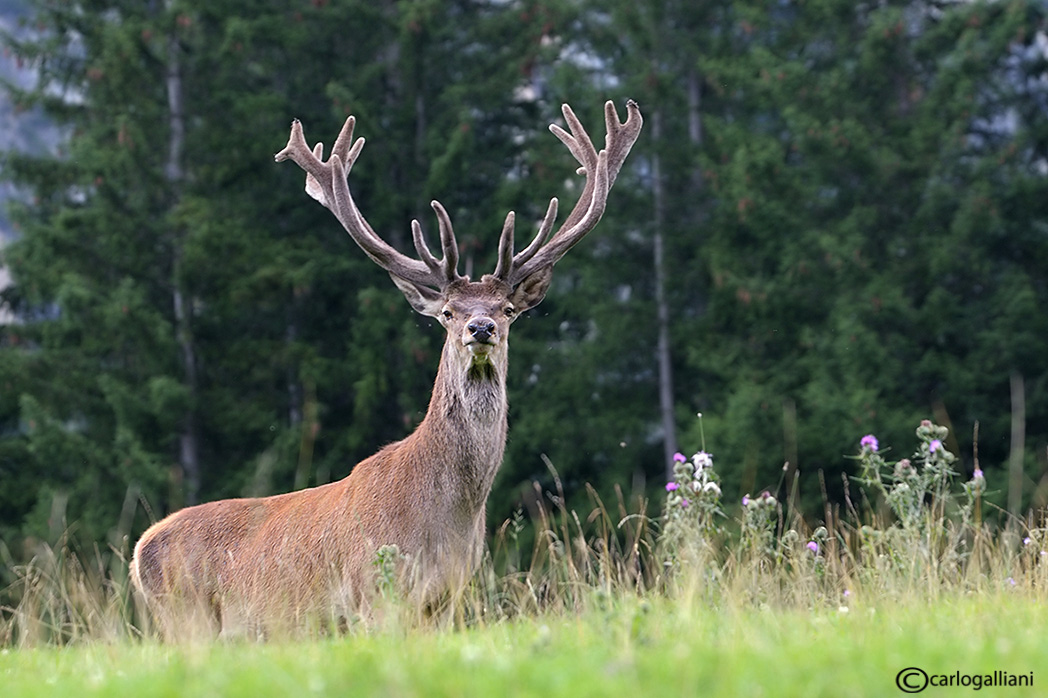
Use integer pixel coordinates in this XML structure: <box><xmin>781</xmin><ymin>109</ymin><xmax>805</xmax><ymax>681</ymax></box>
<box><xmin>843</xmin><ymin>589</ymin><xmax>851</xmax><ymax>598</ymax></box>
<box><xmin>702</xmin><ymin>481</ymin><xmax>721</xmax><ymax>496</ymax></box>
<box><xmin>1024</xmin><ymin>537</ymin><xmax>1032</xmax><ymax>546</ymax></box>
<box><xmin>742</xmin><ymin>494</ymin><xmax>751</xmax><ymax>507</ymax></box>
<box><xmin>806</xmin><ymin>541</ymin><xmax>819</xmax><ymax>554</ymax></box>
<box><xmin>894</xmin><ymin>459</ymin><xmax>913</xmax><ymax>478</ymax></box>
<box><xmin>693</xmin><ymin>451</ymin><xmax>713</xmax><ymax>470</ymax></box>
<box><xmin>665</xmin><ymin>482</ymin><xmax>679</xmax><ymax>492</ymax></box>
<box><xmin>760</xmin><ymin>491</ymin><xmax>777</xmax><ymax>507</ymax></box>
<box><xmin>1007</xmin><ymin>577</ymin><xmax>1017</xmax><ymax>587</ymax></box>
<box><xmin>929</xmin><ymin>439</ymin><xmax>942</xmax><ymax>453</ymax></box>
<box><xmin>673</xmin><ymin>452</ymin><xmax>687</xmax><ymax>463</ymax></box>
<box><xmin>860</xmin><ymin>434</ymin><xmax>879</xmax><ymax>452</ymax></box>
<box><xmin>680</xmin><ymin>499</ymin><xmax>690</xmax><ymax>508</ymax></box>
<box><xmin>973</xmin><ymin>467</ymin><xmax>984</xmax><ymax>480</ymax></box>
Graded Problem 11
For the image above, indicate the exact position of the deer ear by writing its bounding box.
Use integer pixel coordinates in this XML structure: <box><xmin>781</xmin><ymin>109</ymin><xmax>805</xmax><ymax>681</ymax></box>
<box><xmin>509</xmin><ymin>266</ymin><xmax>554</xmax><ymax>313</ymax></box>
<box><xmin>390</xmin><ymin>274</ymin><xmax>445</xmax><ymax>317</ymax></box>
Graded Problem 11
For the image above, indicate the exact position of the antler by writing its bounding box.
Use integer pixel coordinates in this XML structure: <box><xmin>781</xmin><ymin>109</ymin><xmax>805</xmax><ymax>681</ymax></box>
<box><xmin>495</xmin><ymin>100</ymin><xmax>643</xmax><ymax>287</ymax></box>
<box><xmin>276</xmin><ymin>100</ymin><xmax>641</xmax><ymax>292</ymax></box>
<box><xmin>275</xmin><ymin>117</ymin><xmax>463</xmax><ymax>289</ymax></box>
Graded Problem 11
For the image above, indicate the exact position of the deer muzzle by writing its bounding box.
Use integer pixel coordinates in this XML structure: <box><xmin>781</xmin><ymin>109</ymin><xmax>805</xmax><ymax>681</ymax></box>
<box><xmin>464</xmin><ymin>317</ymin><xmax>498</xmax><ymax>356</ymax></box>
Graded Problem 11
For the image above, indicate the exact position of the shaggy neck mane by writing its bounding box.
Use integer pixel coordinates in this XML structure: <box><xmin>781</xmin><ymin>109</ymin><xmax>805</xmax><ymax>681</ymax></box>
<box><xmin>402</xmin><ymin>339</ymin><xmax>509</xmax><ymax>498</ymax></box>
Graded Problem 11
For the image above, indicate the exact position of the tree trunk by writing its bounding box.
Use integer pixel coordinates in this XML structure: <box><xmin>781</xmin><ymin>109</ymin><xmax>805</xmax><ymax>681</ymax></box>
<box><xmin>688</xmin><ymin>69</ymin><xmax>702</xmax><ymax>161</ymax></box>
<box><xmin>652</xmin><ymin>108</ymin><xmax>678</xmax><ymax>479</ymax></box>
<box><xmin>166</xmin><ymin>26</ymin><xmax>201</xmax><ymax>506</ymax></box>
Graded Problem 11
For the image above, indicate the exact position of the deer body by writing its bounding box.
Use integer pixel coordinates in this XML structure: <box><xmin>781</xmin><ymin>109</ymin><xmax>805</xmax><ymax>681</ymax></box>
<box><xmin>131</xmin><ymin>102</ymin><xmax>641</xmax><ymax>632</ymax></box>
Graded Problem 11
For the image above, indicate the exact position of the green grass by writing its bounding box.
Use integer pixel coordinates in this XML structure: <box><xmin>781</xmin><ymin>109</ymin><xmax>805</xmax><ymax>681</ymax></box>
<box><xmin>1</xmin><ymin>592</ymin><xmax>1044</xmax><ymax>697</ymax></box>
<box><xmin>2</xmin><ymin>421</ymin><xmax>1047</xmax><ymax>696</ymax></box>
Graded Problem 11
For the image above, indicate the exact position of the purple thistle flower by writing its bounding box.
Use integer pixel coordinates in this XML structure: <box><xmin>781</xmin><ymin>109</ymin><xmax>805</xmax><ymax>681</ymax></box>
<box><xmin>806</xmin><ymin>541</ymin><xmax>819</xmax><ymax>554</ymax></box>
<box><xmin>929</xmin><ymin>439</ymin><xmax>942</xmax><ymax>453</ymax></box>
<box><xmin>860</xmin><ymin>434</ymin><xmax>879</xmax><ymax>452</ymax></box>
<box><xmin>742</xmin><ymin>495</ymin><xmax>750</xmax><ymax>507</ymax></box>
<box><xmin>666</xmin><ymin>482</ymin><xmax>678</xmax><ymax>492</ymax></box>
<box><xmin>673</xmin><ymin>452</ymin><xmax>687</xmax><ymax>463</ymax></box>
<box><xmin>680</xmin><ymin>499</ymin><xmax>690</xmax><ymax>508</ymax></box>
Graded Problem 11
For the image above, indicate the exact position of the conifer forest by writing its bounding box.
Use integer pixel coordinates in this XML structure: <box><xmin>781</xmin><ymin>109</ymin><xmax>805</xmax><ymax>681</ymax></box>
<box><xmin>1</xmin><ymin>0</ymin><xmax>1047</xmax><ymax>562</ymax></box>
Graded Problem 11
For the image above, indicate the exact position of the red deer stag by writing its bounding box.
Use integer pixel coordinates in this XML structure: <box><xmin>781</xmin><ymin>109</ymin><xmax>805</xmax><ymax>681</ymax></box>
<box><xmin>130</xmin><ymin>100</ymin><xmax>642</xmax><ymax>634</ymax></box>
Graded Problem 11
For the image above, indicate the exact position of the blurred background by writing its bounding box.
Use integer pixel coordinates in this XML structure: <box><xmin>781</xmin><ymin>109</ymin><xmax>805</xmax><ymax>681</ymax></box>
<box><xmin>1</xmin><ymin>0</ymin><xmax>1046</xmax><ymax>561</ymax></box>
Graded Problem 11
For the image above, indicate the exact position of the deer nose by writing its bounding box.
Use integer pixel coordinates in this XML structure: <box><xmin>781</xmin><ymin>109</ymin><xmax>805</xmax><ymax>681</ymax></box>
<box><xmin>467</xmin><ymin>318</ymin><xmax>496</xmax><ymax>343</ymax></box>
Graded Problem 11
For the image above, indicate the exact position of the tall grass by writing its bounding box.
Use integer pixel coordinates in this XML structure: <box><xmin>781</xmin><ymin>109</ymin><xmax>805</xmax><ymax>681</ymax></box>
<box><xmin>0</xmin><ymin>536</ymin><xmax>139</xmax><ymax>646</ymax></box>
<box><xmin>1</xmin><ymin>419</ymin><xmax>1045</xmax><ymax>647</ymax></box>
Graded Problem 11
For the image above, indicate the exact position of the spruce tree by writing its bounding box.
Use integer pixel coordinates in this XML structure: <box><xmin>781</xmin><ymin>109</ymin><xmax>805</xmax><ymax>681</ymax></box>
<box><xmin>0</xmin><ymin>0</ymin><xmax>581</xmax><ymax>552</ymax></box>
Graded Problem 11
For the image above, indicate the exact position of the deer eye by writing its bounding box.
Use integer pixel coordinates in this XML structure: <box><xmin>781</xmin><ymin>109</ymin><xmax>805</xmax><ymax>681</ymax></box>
<box><xmin>442</xmin><ymin>309</ymin><xmax>453</xmax><ymax>320</ymax></box>
<box><xmin>503</xmin><ymin>306</ymin><xmax>516</xmax><ymax>318</ymax></box>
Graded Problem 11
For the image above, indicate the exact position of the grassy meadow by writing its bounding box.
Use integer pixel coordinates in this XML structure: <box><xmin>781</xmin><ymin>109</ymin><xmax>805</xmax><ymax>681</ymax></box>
<box><xmin>2</xmin><ymin>592</ymin><xmax>1046</xmax><ymax>697</ymax></box>
<box><xmin>2</xmin><ymin>421</ymin><xmax>1046</xmax><ymax>697</ymax></box>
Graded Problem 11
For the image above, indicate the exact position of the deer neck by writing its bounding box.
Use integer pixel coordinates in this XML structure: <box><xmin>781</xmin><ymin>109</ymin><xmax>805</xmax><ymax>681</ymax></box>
<box><xmin>412</xmin><ymin>338</ymin><xmax>509</xmax><ymax>498</ymax></box>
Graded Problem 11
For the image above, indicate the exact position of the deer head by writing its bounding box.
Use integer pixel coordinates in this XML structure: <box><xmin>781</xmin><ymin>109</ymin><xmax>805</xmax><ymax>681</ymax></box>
<box><xmin>274</xmin><ymin>100</ymin><xmax>643</xmax><ymax>357</ymax></box>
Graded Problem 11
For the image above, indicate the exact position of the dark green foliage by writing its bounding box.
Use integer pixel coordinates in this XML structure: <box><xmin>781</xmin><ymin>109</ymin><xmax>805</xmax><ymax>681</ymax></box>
<box><xmin>0</xmin><ymin>0</ymin><xmax>565</xmax><ymax>552</ymax></box>
<box><xmin>2</xmin><ymin>0</ymin><xmax>1048</xmax><ymax>564</ymax></box>
<box><xmin>668</xmin><ymin>0</ymin><xmax>1048</xmax><ymax>512</ymax></box>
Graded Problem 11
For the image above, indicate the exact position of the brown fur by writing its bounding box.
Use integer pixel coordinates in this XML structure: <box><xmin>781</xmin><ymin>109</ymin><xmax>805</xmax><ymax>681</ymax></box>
<box><xmin>131</xmin><ymin>278</ymin><xmax>538</xmax><ymax>632</ymax></box>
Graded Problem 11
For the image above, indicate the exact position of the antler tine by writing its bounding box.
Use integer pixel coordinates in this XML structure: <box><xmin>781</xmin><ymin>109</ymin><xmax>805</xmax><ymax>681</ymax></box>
<box><xmin>492</xmin><ymin>211</ymin><xmax>516</xmax><ymax>280</ymax></box>
<box><xmin>411</xmin><ymin>219</ymin><xmax>443</xmax><ymax>273</ymax></box>
<box><xmin>277</xmin><ymin>118</ymin><xmax>442</xmax><ymax>289</ymax></box>
<box><xmin>551</xmin><ymin>104</ymin><xmax>599</xmax><ymax>174</ymax></box>
<box><xmin>303</xmin><ymin>142</ymin><xmax>327</xmax><ymax>205</ymax></box>
<box><xmin>520</xmin><ymin>198</ymin><xmax>558</xmax><ymax>262</ymax></box>
<box><xmin>331</xmin><ymin>116</ymin><xmax>366</xmax><ymax>177</ymax></box>
<box><xmin>493</xmin><ymin>196</ymin><xmax>559</xmax><ymax>283</ymax></box>
<box><xmin>430</xmin><ymin>201</ymin><xmax>463</xmax><ymax>283</ymax></box>
<box><xmin>275</xmin><ymin>120</ymin><xmax>329</xmax><ymax>190</ymax></box>
<box><xmin>603</xmin><ymin>99</ymin><xmax>643</xmax><ymax>188</ymax></box>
